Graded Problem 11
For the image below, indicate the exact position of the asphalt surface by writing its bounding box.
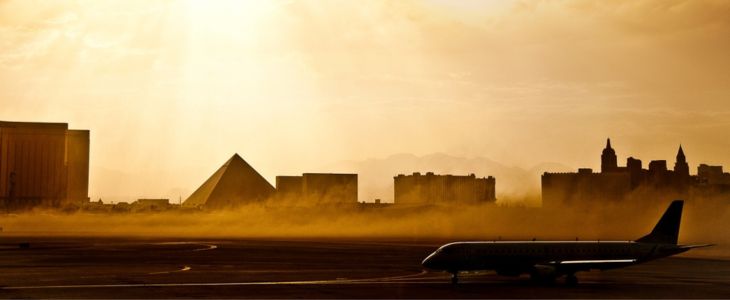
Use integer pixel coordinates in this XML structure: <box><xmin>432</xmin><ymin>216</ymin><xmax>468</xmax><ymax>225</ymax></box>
<box><xmin>0</xmin><ymin>237</ymin><xmax>727</xmax><ymax>298</ymax></box>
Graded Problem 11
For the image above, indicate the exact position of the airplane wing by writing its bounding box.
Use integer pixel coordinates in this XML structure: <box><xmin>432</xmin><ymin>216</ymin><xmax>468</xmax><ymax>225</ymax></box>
<box><xmin>678</xmin><ymin>244</ymin><xmax>715</xmax><ymax>249</ymax></box>
<box><xmin>543</xmin><ymin>244</ymin><xmax>714</xmax><ymax>271</ymax></box>
<box><xmin>545</xmin><ymin>259</ymin><xmax>638</xmax><ymax>271</ymax></box>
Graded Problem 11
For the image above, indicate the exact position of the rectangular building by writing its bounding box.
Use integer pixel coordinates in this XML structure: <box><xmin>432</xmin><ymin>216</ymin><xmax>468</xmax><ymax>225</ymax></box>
<box><xmin>541</xmin><ymin>169</ymin><xmax>632</xmax><ymax>208</ymax></box>
<box><xmin>697</xmin><ymin>164</ymin><xmax>730</xmax><ymax>185</ymax></box>
<box><xmin>393</xmin><ymin>172</ymin><xmax>496</xmax><ymax>206</ymax></box>
<box><xmin>66</xmin><ymin>130</ymin><xmax>90</xmax><ymax>204</ymax></box>
<box><xmin>275</xmin><ymin>175</ymin><xmax>304</xmax><ymax>199</ymax></box>
<box><xmin>0</xmin><ymin>121</ymin><xmax>90</xmax><ymax>210</ymax></box>
<box><xmin>275</xmin><ymin>173</ymin><xmax>358</xmax><ymax>205</ymax></box>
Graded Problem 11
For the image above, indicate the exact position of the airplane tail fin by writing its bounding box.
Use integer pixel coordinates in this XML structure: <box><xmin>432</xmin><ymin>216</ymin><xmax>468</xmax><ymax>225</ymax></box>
<box><xmin>635</xmin><ymin>200</ymin><xmax>683</xmax><ymax>244</ymax></box>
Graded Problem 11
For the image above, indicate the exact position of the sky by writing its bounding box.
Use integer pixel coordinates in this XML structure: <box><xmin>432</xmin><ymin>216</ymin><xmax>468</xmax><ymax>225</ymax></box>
<box><xmin>0</xmin><ymin>0</ymin><xmax>728</xmax><ymax>202</ymax></box>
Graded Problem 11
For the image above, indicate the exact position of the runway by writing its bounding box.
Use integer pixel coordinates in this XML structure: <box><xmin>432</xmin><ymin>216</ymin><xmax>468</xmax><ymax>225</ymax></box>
<box><xmin>0</xmin><ymin>237</ymin><xmax>727</xmax><ymax>298</ymax></box>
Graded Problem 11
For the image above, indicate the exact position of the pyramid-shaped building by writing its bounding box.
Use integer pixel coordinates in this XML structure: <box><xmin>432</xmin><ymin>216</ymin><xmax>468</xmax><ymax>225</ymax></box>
<box><xmin>183</xmin><ymin>154</ymin><xmax>275</xmax><ymax>209</ymax></box>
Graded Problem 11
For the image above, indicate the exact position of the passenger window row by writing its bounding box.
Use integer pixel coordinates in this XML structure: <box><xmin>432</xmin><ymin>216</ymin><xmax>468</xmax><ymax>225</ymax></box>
<box><xmin>454</xmin><ymin>246</ymin><xmax>632</xmax><ymax>256</ymax></box>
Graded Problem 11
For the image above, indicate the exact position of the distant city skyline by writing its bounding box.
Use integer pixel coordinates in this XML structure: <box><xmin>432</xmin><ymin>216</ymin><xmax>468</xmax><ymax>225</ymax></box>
<box><xmin>1</xmin><ymin>0</ymin><xmax>728</xmax><ymax>202</ymax></box>
<box><xmin>542</xmin><ymin>138</ymin><xmax>730</xmax><ymax>207</ymax></box>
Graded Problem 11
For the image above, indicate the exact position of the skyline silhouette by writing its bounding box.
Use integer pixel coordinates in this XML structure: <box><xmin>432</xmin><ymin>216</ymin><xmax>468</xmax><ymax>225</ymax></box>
<box><xmin>4</xmin><ymin>119</ymin><xmax>726</xmax><ymax>209</ymax></box>
<box><xmin>543</xmin><ymin>138</ymin><xmax>730</xmax><ymax>207</ymax></box>
<box><xmin>0</xmin><ymin>1</ymin><xmax>728</xmax><ymax>204</ymax></box>
<box><xmin>0</xmin><ymin>1</ymin><xmax>727</xmax><ymax>298</ymax></box>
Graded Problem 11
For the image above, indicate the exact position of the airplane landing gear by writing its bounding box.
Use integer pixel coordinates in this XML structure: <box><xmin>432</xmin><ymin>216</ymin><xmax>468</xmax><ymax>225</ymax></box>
<box><xmin>565</xmin><ymin>274</ymin><xmax>578</xmax><ymax>286</ymax></box>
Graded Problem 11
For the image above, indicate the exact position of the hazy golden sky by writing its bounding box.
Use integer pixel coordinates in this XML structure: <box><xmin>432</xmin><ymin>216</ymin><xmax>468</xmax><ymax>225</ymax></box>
<box><xmin>1</xmin><ymin>0</ymin><xmax>728</xmax><ymax>201</ymax></box>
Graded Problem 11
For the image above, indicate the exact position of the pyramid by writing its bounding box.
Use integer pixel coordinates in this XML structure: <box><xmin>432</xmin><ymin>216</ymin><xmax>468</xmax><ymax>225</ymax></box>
<box><xmin>183</xmin><ymin>154</ymin><xmax>275</xmax><ymax>209</ymax></box>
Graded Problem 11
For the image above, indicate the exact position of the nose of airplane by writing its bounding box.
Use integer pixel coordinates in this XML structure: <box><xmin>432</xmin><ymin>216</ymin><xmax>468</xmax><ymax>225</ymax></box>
<box><xmin>422</xmin><ymin>251</ymin><xmax>439</xmax><ymax>270</ymax></box>
<box><xmin>422</xmin><ymin>256</ymin><xmax>432</xmax><ymax>269</ymax></box>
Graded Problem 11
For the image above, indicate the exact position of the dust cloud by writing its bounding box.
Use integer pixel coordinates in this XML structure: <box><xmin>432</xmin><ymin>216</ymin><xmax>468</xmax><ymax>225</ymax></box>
<box><xmin>1</xmin><ymin>196</ymin><xmax>726</xmax><ymax>258</ymax></box>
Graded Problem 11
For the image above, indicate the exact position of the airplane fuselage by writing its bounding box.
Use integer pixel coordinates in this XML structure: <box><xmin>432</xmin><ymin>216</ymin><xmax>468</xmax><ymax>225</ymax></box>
<box><xmin>422</xmin><ymin>241</ymin><xmax>688</xmax><ymax>277</ymax></box>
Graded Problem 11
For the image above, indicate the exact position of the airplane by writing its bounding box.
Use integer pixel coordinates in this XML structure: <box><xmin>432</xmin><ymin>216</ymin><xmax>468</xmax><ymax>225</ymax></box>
<box><xmin>421</xmin><ymin>200</ymin><xmax>713</xmax><ymax>285</ymax></box>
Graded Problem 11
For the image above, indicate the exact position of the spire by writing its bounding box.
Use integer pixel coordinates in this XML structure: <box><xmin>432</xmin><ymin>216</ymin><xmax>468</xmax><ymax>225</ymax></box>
<box><xmin>601</xmin><ymin>137</ymin><xmax>617</xmax><ymax>172</ymax></box>
<box><xmin>676</xmin><ymin>144</ymin><xmax>686</xmax><ymax>162</ymax></box>
<box><xmin>674</xmin><ymin>144</ymin><xmax>689</xmax><ymax>176</ymax></box>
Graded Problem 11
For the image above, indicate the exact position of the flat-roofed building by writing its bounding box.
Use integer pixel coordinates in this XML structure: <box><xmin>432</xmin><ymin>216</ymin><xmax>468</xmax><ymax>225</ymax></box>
<box><xmin>66</xmin><ymin>130</ymin><xmax>90</xmax><ymax>205</ymax></box>
<box><xmin>0</xmin><ymin>121</ymin><xmax>90</xmax><ymax>210</ymax></box>
<box><xmin>275</xmin><ymin>173</ymin><xmax>358</xmax><ymax>206</ymax></box>
<box><xmin>542</xmin><ymin>168</ymin><xmax>632</xmax><ymax>208</ymax></box>
<box><xmin>275</xmin><ymin>176</ymin><xmax>304</xmax><ymax>200</ymax></box>
<box><xmin>393</xmin><ymin>172</ymin><xmax>496</xmax><ymax>206</ymax></box>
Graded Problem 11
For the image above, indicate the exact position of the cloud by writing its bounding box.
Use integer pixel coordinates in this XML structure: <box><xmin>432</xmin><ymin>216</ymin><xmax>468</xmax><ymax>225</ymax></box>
<box><xmin>0</xmin><ymin>0</ymin><xmax>727</xmax><ymax>202</ymax></box>
<box><xmin>565</xmin><ymin>0</ymin><xmax>730</xmax><ymax>35</ymax></box>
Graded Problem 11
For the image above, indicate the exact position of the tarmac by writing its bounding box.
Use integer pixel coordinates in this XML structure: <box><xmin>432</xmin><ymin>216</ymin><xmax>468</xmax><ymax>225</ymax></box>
<box><xmin>0</xmin><ymin>237</ymin><xmax>727</xmax><ymax>298</ymax></box>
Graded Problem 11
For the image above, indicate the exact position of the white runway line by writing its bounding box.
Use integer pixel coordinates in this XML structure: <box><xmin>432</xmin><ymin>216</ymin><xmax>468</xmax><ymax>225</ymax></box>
<box><xmin>4</xmin><ymin>270</ymin><xmax>716</xmax><ymax>290</ymax></box>
<box><xmin>192</xmin><ymin>244</ymin><xmax>218</xmax><ymax>251</ymax></box>
<box><xmin>148</xmin><ymin>265</ymin><xmax>192</xmax><ymax>275</ymax></box>
<box><xmin>1</xmin><ymin>281</ymin><xmax>449</xmax><ymax>290</ymax></box>
<box><xmin>1</xmin><ymin>271</ymin><xmax>441</xmax><ymax>290</ymax></box>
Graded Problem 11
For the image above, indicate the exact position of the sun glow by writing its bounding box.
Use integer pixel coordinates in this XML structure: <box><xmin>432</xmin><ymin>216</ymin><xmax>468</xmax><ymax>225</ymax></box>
<box><xmin>1</xmin><ymin>0</ymin><xmax>729</xmax><ymax>204</ymax></box>
<box><xmin>183</xmin><ymin>0</ymin><xmax>283</xmax><ymax>25</ymax></box>
<box><xmin>422</xmin><ymin>0</ymin><xmax>512</xmax><ymax>19</ymax></box>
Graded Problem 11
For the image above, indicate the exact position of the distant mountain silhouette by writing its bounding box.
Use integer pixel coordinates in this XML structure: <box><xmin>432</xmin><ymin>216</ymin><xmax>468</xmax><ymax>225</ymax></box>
<box><xmin>324</xmin><ymin>153</ymin><xmax>573</xmax><ymax>204</ymax></box>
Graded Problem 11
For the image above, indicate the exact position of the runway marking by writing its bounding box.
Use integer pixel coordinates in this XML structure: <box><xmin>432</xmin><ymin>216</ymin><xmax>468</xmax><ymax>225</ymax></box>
<box><xmin>192</xmin><ymin>244</ymin><xmax>218</xmax><ymax>251</ymax></box>
<box><xmin>360</xmin><ymin>270</ymin><xmax>430</xmax><ymax>281</ymax></box>
<box><xmin>1</xmin><ymin>275</ymin><xmax>717</xmax><ymax>290</ymax></box>
<box><xmin>148</xmin><ymin>265</ymin><xmax>192</xmax><ymax>275</ymax></box>
<box><xmin>1</xmin><ymin>280</ymin><xmax>443</xmax><ymax>290</ymax></box>
<box><xmin>0</xmin><ymin>271</ymin><xmax>442</xmax><ymax>290</ymax></box>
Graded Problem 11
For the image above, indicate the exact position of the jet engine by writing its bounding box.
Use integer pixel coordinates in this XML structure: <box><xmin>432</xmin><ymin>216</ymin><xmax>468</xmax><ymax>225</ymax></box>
<box><xmin>530</xmin><ymin>264</ymin><xmax>558</xmax><ymax>281</ymax></box>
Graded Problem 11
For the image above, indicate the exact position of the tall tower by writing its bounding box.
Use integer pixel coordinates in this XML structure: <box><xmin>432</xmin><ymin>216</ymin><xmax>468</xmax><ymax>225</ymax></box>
<box><xmin>674</xmin><ymin>145</ymin><xmax>689</xmax><ymax>177</ymax></box>
<box><xmin>601</xmin><ymin>138</ymin><xmax>618</xmax><ymax>173</ymax></box>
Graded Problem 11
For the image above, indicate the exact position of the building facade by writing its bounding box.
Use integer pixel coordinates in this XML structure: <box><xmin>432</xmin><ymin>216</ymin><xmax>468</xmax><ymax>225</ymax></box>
<box><xmin>0</xmin><ymin>121</ymin><xmax>90</xmax><ymax>210</ymax></box>
<box><xmin>693</xmin><ymin>164</ymin><xmax>730</xmax><ymax>202</ymax></box>
<box><xmin>275</xmin><ymin>173</ymin><xmax>358</xmax><ymax>206</ymax></box>
<box><xmin>393</xmin><ymin>172</ymin><xmax>496</xmax><ymax>206</ymax></box>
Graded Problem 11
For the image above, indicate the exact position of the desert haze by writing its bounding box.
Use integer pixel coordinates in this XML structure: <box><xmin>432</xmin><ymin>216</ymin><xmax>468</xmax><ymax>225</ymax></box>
<box><xmin>0</xmin><ymin>0</ymin><xmax>728</xmax><ymax>203</ymax></box>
